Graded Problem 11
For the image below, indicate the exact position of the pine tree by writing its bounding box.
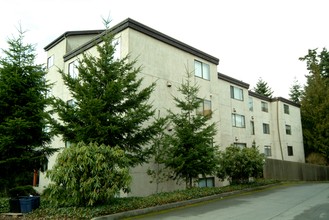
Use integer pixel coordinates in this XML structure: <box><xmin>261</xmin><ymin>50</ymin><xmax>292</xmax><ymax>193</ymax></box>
<box><xmin>289</xmin><ymin>78</ymin><xmax>303</xmax><ymax>103</ymax></box>
<box><xmin>253</xmin><ymin>77</ymin><xmax>274</xmax><ymax>98</ymax></box>
<box><xmin>0</xmin><ymin>29</ymin><xmax>55</xmax><ymax>192</ymax></box>
<box><xmin>299</xmin><ymin>48</ymin><xmax>329</xmax><ymax>162</ymax></box>
<box><xmin>51</xmin><ymin>24</ymin><xmax>159</xmax><ymax>166</ymax></box>
<box><xmin>163</xmin><ymin>68</ymin><xmax>219</xmax><ymax>188</ymax></box>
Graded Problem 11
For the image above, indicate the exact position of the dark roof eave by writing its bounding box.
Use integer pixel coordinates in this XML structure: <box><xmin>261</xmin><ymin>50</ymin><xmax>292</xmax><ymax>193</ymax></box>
<box><xmin>217</xmin><ymin>72</ymin><xmax>249</xmax><ymax>89</ymax></box>
<box><xmin>248</xmin><ymin>90</ymin><xmax>272</xmax><ymax>101</ymax></box>
<box><xmin>53</xmin><ymin>18</ymin><xmax>219</xmax><ymax>64</ymax></box>
<box><xmin>274</xmin><ymin>97</ymin><xmax>301</xmax><ymax>107</ymax></box>
<box><xmin>44</xmin><ymin>30</ymin><xmax>104</xmax><ymax>51</ymax></box>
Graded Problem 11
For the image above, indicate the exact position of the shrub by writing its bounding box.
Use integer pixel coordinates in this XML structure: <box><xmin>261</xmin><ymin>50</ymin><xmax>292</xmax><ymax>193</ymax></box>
<box><xmin>8</xmin><ymin>185</ymin><xmax>38</xmax><ymax>198</ymax></box>
<box><xmin>216</xmin><ymin>146</ymin><xmax>265</xmax><ymax>184</ymax></box>
<box><xmin>306</xmin><ymin>152</ymin><xmax>327</xmax><ymax>165</ymax></box>
<box><xmin>0</xmin><ymin>198</ymin><xmax>9</xmax><ymax>213</ymax></box>
<box><xmin>46</xmin><ymin>142</ymin><xmax>131</xmax><ymax>207</ymax></box>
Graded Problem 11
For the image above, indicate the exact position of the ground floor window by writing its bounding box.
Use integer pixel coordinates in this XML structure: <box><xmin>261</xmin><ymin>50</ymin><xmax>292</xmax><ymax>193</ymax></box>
<box><xmin>264</xmin><ymin>145</ymin><xmax>272</xmax><ymax>157</ymax></box>
<box><xmin>288</xmin><ymin>146</ymin><xmax>293</xmax><ymax>156</ymax></box>
<box><xmin>198</xmin><ymin>177</ymin><xmax>215</xmax><ymax>188</ymax></box>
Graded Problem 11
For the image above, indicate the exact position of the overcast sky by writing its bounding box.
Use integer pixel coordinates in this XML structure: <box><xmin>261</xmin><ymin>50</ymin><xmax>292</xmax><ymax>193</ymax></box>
<box><xmin>1</xmin><ymin>0</ymin><xmax>329</xmax><ymax>98</ymax></box>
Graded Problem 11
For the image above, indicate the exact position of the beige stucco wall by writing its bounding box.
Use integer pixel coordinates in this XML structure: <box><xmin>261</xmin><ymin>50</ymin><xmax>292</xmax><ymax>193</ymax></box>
<box><xmin>38</xmin><ymin>24</ymin><xmax>305</xmax><ymax>195</ymax></box>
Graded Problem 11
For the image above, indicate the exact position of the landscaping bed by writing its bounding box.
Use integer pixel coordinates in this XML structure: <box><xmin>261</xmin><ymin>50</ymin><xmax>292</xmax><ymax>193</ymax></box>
<box><xmin>1</xmin><ymin>179</ymin><xmax>281</xmax><ymax>219</ymax></box>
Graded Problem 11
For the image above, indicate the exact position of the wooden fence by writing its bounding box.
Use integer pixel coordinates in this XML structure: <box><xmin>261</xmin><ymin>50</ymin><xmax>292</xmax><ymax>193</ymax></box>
<box><xmin>263</xmin><ymin>158</ymin><xmax>329</xmax><ymax>181</ymax></box>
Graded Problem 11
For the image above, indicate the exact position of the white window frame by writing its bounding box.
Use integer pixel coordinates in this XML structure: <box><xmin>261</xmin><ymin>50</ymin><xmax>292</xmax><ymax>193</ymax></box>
<box><xmin>232</xmin><ymin>114</ymin><xmax>245</xmax><ymax>128</ymax></box>
<box><xmin>230</xmin><ymin>86</ymin><xmax>244</xmax><ymax>101</ymax></box>
<box><xmin>248</xmin><ymin>97</ymin><xmax>253</xmax><ymax>111</ymax></box>
<box><xmin>263</xmin><ymin>123</ymin><xmax>270</xmax><ymax>134</ymax></box>
<box><xmin>47</xmin><ymin>55</ymin><xmax>54</xmax><ymax>68</ymax></box>
<box><xmin>264</xmin><ymin>145</ymin><xmax>272</xmax><ymax>157</ymax></box>
<box><xmin>286</xmin><ymin>125</ymin><xmax>292</xmax><ymax>135</ymax></box>
<box><xmin>197</xmin><ymin>99</ymin><xmax>212</xmax><ymax>116</ymax></box>
<box><xmin>68</xmin><ymin>60</ymin><xmax>79</xmax><ymax>79</ymax></box>
<box><xmin>194</xmin><ymin>60</ymin><xmax>210</xmax><ymax>80</ymax></box>
<box><xmin>261</xmin><ymin>101</ymin><xmax>268</xmax><ymax>112</ymax></box>
<box><xmin>234</xmin><ymin>143</ymin><xmax>247</xmax><ymax>148</ymax></box>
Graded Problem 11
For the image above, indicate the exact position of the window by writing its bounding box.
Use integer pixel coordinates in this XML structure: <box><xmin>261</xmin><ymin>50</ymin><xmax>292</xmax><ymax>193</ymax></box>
<box><xmin>232</xmin><ymin>114</ymin><xmax>245</xmax><ymax>128</ymax></box>
<box><xmin>284</xmin><ymin>104</ymin><xmax>290</xmax><ymax>114</ymax></box>
<box><xmin>250</xmin><ymin>121</ymin><xmax>255</xmax><ymax>135</ymax></box>
<box><xmin>230</xmin><ymin>86</ymin><xmax>243</xmax><ymax>100</ymax></box>
<box><xmin>261</xmin><ymin>101</ymin><xmax>268</xmax><ymax>112</ymax></box>
<box><xmin>47</xmin><ymin>55</ymin><xmax>54</xmax><ymax>68</ymax></box>
<box><xmin>234</xmin><ymin>143</ymin><xmax>246</xmax><ymax>148</ymax></box>
<box><xmin>248</xmin><ymin>97</ymin><xmax>253</xmax><ymax>111</ymax></box>
<box><xmin>263</xmin><ymin>123</ymin><xmax>270</xmax><ymax>134</ymax></box>
<box><xmin>68</xmin><ymin>60</ymin><xmax>79</xmax><ymax>78</ymax></box>
<box><xmin>286</xmin><ymin>125</ymin><xmax>292</xmax><ymax>135</ymax></box>
<box><xmin>198</xmin><ymin>177</ymin><xmax>214</xmax><ymax>188</ymax></box>
<box><xmin>67</xmin><ymin>99</ymin><xmax>76</xmax><ymax>107</ymax></box>
<box><xmin>113</xmin><ymin>37</ymin><xmax>121</xmax><ymax>60</ymax></box>
<box><xmin>65</xmin><ymin>141</ymin><xmax>72</xmax><ymax>148</ymax></box>
<box><xmin>264</xmin><ymin>145</ymin><xmax>272</xmax><ymax>157</ymax></box>
<box><xmin>287</xmin><ymin>146</ymin><xmax>293</xmax><ymax>156</ymax></box>
<box><xmin>197</xmin><ymin>99</ymin><xmax>212</xmax><ymax>116</ymax></box>
<box><xmin>43</xmin><ymin>125</ymin><xmax>50</xmax><ymax>133</ymax></box>
<box><xmin>194</xmin><ymin>60</ymin><xmax>210</xmax><ymax>80</ymax></box>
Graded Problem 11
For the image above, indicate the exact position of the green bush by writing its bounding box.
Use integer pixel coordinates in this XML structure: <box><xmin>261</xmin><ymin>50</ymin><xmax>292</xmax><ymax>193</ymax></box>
<box><xmin>306</xmin><ymin>152</ymin><xmax>327</xmax><ymax>165</ymax></box>
<box><xmin>46</xmin><ymin>142</ymin><xmax>131</xmax><ymax>207</ymax></box>
<box><xmin>26</xmin><ymin>179</ymin><xmax>280</xmax><ymax>219</ymax></box>
<box><xmin>0</xmin><ymin>198</ymin><xmax>9</xmax><ymax>213</ymax></box>
<box><xmin>217</xmin><ymin>146</ymin><xmax>265</xmax><ymax>184</ymax></box>
<box><xmin>8</xmin><ymin>185</ymin><xmax>38</xmax><ymax>198</ymax></box>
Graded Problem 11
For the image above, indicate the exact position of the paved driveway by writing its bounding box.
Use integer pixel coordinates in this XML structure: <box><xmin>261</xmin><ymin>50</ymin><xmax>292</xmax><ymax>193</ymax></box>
<box><xmin>127</xmin><ymin>183</ymin><xmax>329</xmax><ymax>220</ymax></box>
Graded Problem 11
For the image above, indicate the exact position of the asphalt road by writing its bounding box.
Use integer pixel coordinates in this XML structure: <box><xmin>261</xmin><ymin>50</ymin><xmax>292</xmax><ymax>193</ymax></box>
<box><xmin>127</xmin><ymin>183</ymin><xmax>329</xmax><ymax>220</ymax></box>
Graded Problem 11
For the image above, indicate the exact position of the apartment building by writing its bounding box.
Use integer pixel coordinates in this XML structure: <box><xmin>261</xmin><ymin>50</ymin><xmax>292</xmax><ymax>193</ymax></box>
<box><xmin>38</xmin><ymin>18</ymin><xmax>304</xmax><ymax>196</ymax></box>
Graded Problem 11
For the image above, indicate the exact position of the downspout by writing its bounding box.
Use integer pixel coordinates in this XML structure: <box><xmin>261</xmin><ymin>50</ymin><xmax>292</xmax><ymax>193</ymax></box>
<box><xmin>276</xmin><ymin>100</ymin><xmax>284</xmax><ymax>160</ymax></box>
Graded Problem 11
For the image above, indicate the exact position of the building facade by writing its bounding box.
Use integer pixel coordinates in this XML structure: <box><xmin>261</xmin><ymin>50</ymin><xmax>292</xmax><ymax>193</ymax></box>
<box><xmin>38</xmin><ymin>18</ymin><xmax>304</xmax><ymax>196</ymax></box>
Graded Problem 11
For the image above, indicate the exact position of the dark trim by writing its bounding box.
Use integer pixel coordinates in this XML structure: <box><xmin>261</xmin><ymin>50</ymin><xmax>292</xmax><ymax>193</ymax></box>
<box><xmin>273</xmin><ymin>97</ymin><xmax>301</xmax><ymax>107</ymax></box>
<box><xmin>44</xmin><ymin>30</ymin><xmax>104</xmax><ymax>51</ymax></box>
<box><xmin>47</xmin><ymin>18</ymin><xmax>219</xmax><ymax>64</ymax></box>
<box><xmin>248</xmin><ymin>90</ymin><xmax>272</xmax><ymax>102</ymax></box>
<box><xmin>218</xmin><ymin>72</ymin><xmax>249</xmax><ymax>89</ymax></box>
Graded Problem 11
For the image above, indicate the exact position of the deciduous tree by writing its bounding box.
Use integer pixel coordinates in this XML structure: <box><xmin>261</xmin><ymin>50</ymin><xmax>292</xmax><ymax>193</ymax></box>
<box><xmin>216</xmin><ymin>146</ymin><xmax>265</xmax><ymax>184</ymax></box>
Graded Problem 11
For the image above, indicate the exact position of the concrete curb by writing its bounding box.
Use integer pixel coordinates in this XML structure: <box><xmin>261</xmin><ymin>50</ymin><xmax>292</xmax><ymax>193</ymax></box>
<box><xmin>92</xmin><ymin>183</ymin><xmax>283</xmax><ymax>220</ymax></box>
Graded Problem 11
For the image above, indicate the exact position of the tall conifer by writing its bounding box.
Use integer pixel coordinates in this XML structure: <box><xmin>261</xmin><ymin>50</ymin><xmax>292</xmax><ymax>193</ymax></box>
<box><xmin>163</xmin><ymin>69</ymin><xmax>219</xmax><ymax>188</ymax></box>
<box><xmin>51</xmin><ymin>23</ymin><xmax>158</xmax><ymax>165</ymax></box>
<box><xmin>0</xmin><ymin>29</ymin><xmax>55</xmax><ymax>192</ymax></box>
<box><xmin>253</xmin><ymin>77</ymin><xmax>274</xmax><ymax>98</ymax></box>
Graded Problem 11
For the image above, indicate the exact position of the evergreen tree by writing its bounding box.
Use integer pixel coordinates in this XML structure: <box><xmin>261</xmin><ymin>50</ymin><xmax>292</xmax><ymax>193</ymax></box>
<box><xmin>253</xmin><ymin>77</ymin><xmax>274</xmax><ymax>98</ymax></box>
<box><xmin>163</xmin><ymin>69</ymin><xmax>219</xmax><ymax>188</ymax></box>
<box><xmin>0</xmin><ymin>29</ymin><xmax>55</xmax><ymax>192</ymax></box>
<box><xmin>51</xmin><ymin>24</ymin><xmax>158</xmax><ymax>166</ymax></box>
<box><xmin>299</xmin><ymin>48</ymin><xmax>329</xmax><ymax>162</ymax></box>
<box><xmin>289</xmin><ymin>78</ymin><xmax>303</xmax><ymax>103</ymax></box>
